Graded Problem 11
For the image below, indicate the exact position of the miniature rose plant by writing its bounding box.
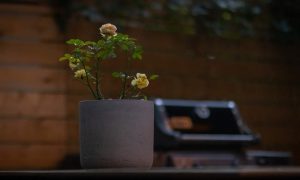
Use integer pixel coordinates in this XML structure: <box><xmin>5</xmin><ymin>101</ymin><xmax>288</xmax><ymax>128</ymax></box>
<box><xmin>59</xmin><ymin>23</ymin><xmax>158</xmax><ymax>100</ymax></box>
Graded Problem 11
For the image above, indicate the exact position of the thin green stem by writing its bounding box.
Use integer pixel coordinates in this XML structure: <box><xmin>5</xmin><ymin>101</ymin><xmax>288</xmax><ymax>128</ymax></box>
<box><xmin>124</xmin><ymin>85</ymin><xmax>133</xmax><ymax>98</ymax></box>
<box><xmin>120</xmin><ymin>73</ymin><xmax>128</xmax><ymax>99</ymax></box>
<box><xmin>81</xmin><ymin>61</ymin><xmax>97</xmax><ymax>99</ymax></box>
<box><xmin>120</xmin><ymin>57</ymin><xmax>132</xmax><ymax>99</ymax></box>
<box><xmin>95</xmin><ymin>58</ymin><xmax>103</xmax><ymax>99</ymax></box>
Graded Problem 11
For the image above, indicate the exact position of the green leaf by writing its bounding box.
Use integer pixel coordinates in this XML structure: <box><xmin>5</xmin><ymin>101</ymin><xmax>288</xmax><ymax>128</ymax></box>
<box><xmin>97</xmin><ymin>39</ymin><xmax>105</xmax><ymax>46</ymax></box>
<box><xmin>85</xmin><ymin>66</ymin><xmax>92</xmax><ymax>70</ymax></box>
<box><xmin>132</xmin><ymin>46</ymin><xmax>143</xmax><ymax>60</ymax></box>
<box><xmin>150</xmin><ymin>74</ymin><xmax>159</xmax><ymax>80</ymax></box>
<box><xmin>112</xmin><ymin>72</ymin><xmax>123</xmax><ymax>78</ymax></box>
<box><xmin>66</xmin><ymin>39</ymin><xmax>85</xmax><ymax>47</ymax></box>
<box><xmin>143</xmin><ymin>95</ymin><xmax>148</xmax><ymax>100</ymax></box>
<box><xmin>85</xmin><ymin>41</ymin><xmax>96</xmax><ymax>46</ymax></box>
<box><xmin>59</xmin><ymin>53</ymin><xmax>71</xmax><ymax>61</ymax></box>
<box><xmin>132</xmin><ymin>52</ymin><xmax>142</xmax><ymax>60</ymax></box>
<box><xmin>59</xmin><ymin>56</ymin><xmax>67</xmax><ymax>61</ymax></box>
<box><xmin>97</xmin><ymin>47</ymin><xmax>116</xmax><ymax>59</ymax></box>
<box><xmin>120</xmin><ymin>44</ymin><xmax>129</xmax><ymax>51</ymax></box>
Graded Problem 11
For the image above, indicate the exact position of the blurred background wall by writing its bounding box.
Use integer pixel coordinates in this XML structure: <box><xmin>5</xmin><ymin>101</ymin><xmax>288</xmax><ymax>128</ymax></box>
<box><xmin>0</xmin><ymin>0</ymin><xmax>299</xmax><ymax>169</ymax></box>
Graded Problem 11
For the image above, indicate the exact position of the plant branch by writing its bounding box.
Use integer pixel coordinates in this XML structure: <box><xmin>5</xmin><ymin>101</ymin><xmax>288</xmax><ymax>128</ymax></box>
<box><xmin>81</xmin><ymin>61</ymin><xmax>97</xmax><ymax>99</ymax></box>
<box><xmin>120</xmin><ymin>73</ymin><xmax>128</xmax><ymax>99</ymax></box>
<box><xmin>95</xmin><ymin>58</ymin><xmax>103</xmax><ymax>99</ymax></box>
<box><xmin>124</xmin><ymin>85</ymin><xmax>134</xmax><ymax>98</ymax></box>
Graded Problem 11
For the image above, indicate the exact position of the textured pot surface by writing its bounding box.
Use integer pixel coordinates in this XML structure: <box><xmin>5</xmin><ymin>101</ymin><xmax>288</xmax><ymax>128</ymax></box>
<box><xmin>79</xmin><ymin>100</ymin><xmax>154</xmax><ymax>169</ymax></box>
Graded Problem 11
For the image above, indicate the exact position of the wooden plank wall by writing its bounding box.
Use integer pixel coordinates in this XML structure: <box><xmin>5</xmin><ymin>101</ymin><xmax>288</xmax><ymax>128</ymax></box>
<box><xmin>0</xmin><ymin>2</ymin><xmax>299</xmax><ymax>169</ymax></box>
<box><xmin>0</xmin><ymin>3</ymin><xmax>68</xmax><ymax>169</ymax></box>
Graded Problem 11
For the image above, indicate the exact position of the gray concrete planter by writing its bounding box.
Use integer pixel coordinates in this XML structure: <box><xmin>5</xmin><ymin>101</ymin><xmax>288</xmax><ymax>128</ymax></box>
<box><xmin>79</xmin><ymin>100</ymin><xmax>154</xmax><ymax>168</ymax></box>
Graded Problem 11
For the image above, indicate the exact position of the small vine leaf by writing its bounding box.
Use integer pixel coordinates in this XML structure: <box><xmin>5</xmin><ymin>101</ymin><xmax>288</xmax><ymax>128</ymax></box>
<box><xmin>59</xmin><ymin>57</ymin><xmax>68</xmax><ymax>61</ymax></box>
<box><xmin>143</xmin><ymin>95</ymin><xmax>148</xmax><ymax>100</ymax></box>
<box><xmin>66</xmin><ymin>39</ymin><xmax>85</xmax><ymax>47</ymax></box>
<box><xmin>150</xmin><ymin>74</ymin><xmax>159</xmax><ymax>80</ymax></box>
<box><xmin>59</xmin><ymin>53</ymin><xmax>72</xmax><ymax>61</ymax></box>
<box><xmin>112</xmin><ymin>72</ymin><xmax>123</xmax><ymax>78</ymax></box>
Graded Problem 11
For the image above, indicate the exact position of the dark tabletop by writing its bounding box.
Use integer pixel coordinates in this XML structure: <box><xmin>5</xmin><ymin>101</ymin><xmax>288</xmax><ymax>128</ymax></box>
<box><xmin>1</xmin><ymin>166</ymin><xmax>300</xmax><ymax>179</ymax></box>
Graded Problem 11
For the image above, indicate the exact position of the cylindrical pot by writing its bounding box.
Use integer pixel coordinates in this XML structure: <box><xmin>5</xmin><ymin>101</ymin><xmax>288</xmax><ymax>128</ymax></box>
<box><xmin>79</xmin><ymin>100</ymin><xmax>154</xmax><ymax>169</ymax></box>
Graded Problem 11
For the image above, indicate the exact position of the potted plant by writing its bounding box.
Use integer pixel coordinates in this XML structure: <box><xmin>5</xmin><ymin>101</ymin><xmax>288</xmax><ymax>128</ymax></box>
<box><xmin>59</xmin><ymin>23</ymin><xmax>158</xmax><ymax>168</ymax></box>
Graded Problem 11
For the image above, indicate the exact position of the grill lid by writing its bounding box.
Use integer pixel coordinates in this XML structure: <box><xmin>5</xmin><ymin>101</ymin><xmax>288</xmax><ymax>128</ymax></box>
<box><xmin>154</xmin><ymin>98</ymin><xmax>260</xmax><ymax>150</ymax></box>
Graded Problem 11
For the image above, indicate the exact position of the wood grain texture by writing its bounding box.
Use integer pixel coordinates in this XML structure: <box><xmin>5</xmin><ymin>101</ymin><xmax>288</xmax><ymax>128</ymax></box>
<box><xmin>0</xmin><ymin>15</ymin><xmax>61</xmax><ymax>41</ymax></box>
<box><xmin>0</xmin><ymin>119</ymin><xmax>67</xmax><ymax>143</ymax></box>
<box><xmin>0</xmin><ymin>67</ymin><xmax>66</xmax><ymax>92</ymax></box>
<box><xmin>0</xmin><ymin>145</ymin><xmax>66</xmax><ymax>169</ymax></box>
<box><xmin>0</xmin><ymin>92</ymin><xmax>66</xmax><ymax>118</ymax></box>
<box><xmin>0</xmin><ymin>40</ymin><xmax>65</xmax><ymax>67</ymax></box>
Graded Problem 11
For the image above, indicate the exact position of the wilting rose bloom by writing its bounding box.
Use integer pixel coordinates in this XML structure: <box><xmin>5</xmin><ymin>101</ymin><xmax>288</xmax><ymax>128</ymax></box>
<box><xmin>131</xmin><ymin>73</ymin><xmax>149</xmax><ymax>89</ymax></box>
<box><xmin>99</xmin><ymin>23</ymin><xmax>117</xmax><ymax>37</ymax></box>
<box><xmin>74</xmin><ymin>69</ymin><xmax>87</xmax><ymax>79</ymax></box>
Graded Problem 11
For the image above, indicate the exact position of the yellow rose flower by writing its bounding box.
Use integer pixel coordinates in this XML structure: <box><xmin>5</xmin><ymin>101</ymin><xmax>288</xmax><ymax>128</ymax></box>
<box><xmin>99</xmin><ymin>23</ymin><xmax>117</xmax><ymax>37</ymax></box>
<box><xmin>74</xmin><ymin>69</ymin><xmax>87</xmax><ymax>79</ymax></box>
<box><xmin>131</xmin><ymin>73</ymin><xmax>149</xmax><ymax>89</ymax></box>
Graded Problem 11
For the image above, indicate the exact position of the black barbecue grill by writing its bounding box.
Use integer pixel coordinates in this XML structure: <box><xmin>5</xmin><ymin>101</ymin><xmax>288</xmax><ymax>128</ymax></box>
<box><xmin>153</xmin><ymin>98</ymin><xmax>292</xmax><ymax>167</ymax></box>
